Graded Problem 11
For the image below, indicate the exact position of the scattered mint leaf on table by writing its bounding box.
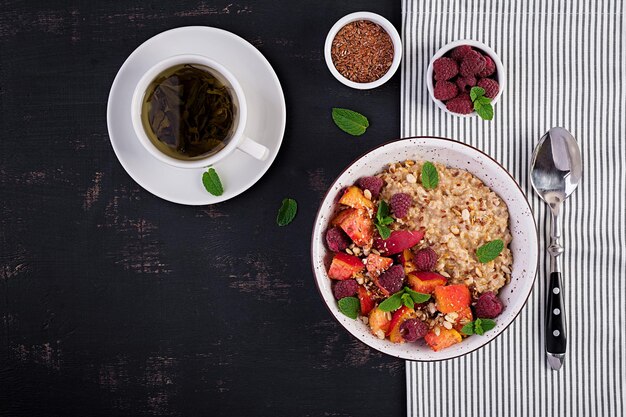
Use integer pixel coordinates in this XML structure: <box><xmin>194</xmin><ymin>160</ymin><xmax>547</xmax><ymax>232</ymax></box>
<box><xmin>476</xmin><ymin>239</ymin><xmax>504</xmax><ymax>263</ymax></box>
<box><xmin>338</xmin><ymin>296</ymin><xmax>360</xmax><ymax>319</ymax></box>
<box><xmin>332</xmin><ymin>108</ymin><xmax>369</xmax><ymax>136</ymax></box>
<box><xmin>421</xmin><ymin>161</ymin><xmax>439</xmax><ymax>190</ymax></box>
<box><xmin>202</xmin><ymin>168</ymin><xmax>224</xmax><ymax>196</ymax></box>
<box><xmin>276</xmin><ymin>198</ymin><xmax>297</xmax><ymax>226</ymax></box>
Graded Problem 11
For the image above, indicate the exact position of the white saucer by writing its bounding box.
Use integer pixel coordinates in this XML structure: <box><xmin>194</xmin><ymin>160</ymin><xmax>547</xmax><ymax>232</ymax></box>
<box><xmin>107</xmin><ymin>26</ymin><xmax>286</xmax><ymax>205</ymax></box>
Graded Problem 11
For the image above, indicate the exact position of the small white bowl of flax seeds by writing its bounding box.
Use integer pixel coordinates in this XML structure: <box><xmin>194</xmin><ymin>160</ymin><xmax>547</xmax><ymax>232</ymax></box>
<box><xmin>325</xmin><ymin>12</ymin><xmax>402</xmax><ymax>90</ymax></box>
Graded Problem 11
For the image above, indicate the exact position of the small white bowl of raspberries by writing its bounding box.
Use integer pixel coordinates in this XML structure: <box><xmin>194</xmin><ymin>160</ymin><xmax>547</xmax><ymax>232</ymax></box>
<box><xmin>426</xmin><ymin>40</ymin><xmax>504</xmax><ymax>119</ymax></box>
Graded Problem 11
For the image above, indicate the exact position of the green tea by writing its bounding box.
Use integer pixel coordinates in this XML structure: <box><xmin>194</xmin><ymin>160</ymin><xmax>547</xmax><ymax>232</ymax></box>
<box><xmin>141</xmin><ymin>64</ymin><xmax>236</xmax><ymax>159</ymax></box>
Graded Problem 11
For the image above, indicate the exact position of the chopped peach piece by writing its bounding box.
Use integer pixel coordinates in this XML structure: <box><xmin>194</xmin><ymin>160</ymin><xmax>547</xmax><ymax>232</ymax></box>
<box><xmin>339</xmin><ymin>186</ymin><xmax>374</xmax><ymax>211</ymax></box>
<box><xmin>399</xmin><ymin>248</ymin><xmax>417</xmax><ymax>275</ymax></box>
<box><xmin>328</xmin><ymin>252</ymin><xmax>365</xmax><ymax>280</ymax></box>
<box><xmin>332</xmin><ymin>208</ymin><xmax>373</xmax><ymax>247</ymax></box>
<box><xmin>369</xmin><ymin>307</ymin><xmax>391</xmax><ymax>336</ymax></box>
<box><xmin>454</xmin><ymin>306</ymin><xmax>474</xmax><ymax>332</ymax></box>
<box><xmin>365</xmin><ymin>253</ymin><xmax>393</xmax><ymax>278</ymax></box>
<box><xmin>407</xmin><ymin>271</ymin><xmax>447</xmax><ymax>294</ymax></box>
<box><xmin>387</xmin><ymin>306</ymin><xmax>416</xmax><ymax>343</ymax></box>
<box><xmin>357</xmin><ymin>286</ymin><xmax>375</xmax><ymax>315</ymax></box>
<box><xmin>424</xmin><ymin>327</ymin><xmax>463</xmax><ymax>351</ymax></box>
<box><xmin>434</xmin><ymin>284</ymin><xmax>471</xmax><ymax>314</ymax></box>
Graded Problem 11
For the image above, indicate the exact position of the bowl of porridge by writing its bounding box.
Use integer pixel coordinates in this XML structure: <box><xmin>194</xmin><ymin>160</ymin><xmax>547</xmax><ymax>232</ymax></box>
<box><xmin>311</xmin><ymin>137</ymin><xmax>538</xmax><ymax>361</ymax></box>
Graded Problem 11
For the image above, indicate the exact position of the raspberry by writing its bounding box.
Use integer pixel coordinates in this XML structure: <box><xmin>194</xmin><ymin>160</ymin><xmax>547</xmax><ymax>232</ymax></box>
<box><xmin>434</xmin><ymin>80</ymin><xmax>458</xmax><ymax>101</ymax></box>
<box><xmin>377</xmin><ymin>264</ymin><xmax>404</xmax><ymax>294</ymax></box>
<box><xmin>357</xmin><ymin>176</ymin><xmax>384</xmax><ymax>199</ymax></box>
<box><xmin>450</xmin><ymin>45</ymin><xmax>473</xmax><ymax>62</ymax></box>
<box><xmin>477</xmin><ymin>78</ymin><xmax>499</xmax><ymax>98</ymax></box>
<box><xmin>400</xmin><ymin>318</ymin><xmax>429</xmax><ymax>342</ymax></box>
<box><xmin>446</xmin><ymin>93</ymin><xmax>474</xmax><ymax>115</ymax></box>
<box><xmin>333</xmin><ymin>279</ymin><xmax>358</xmax><ymax>300</ymax></box>
<box><xmin>460</xmin><ymin>50</ymin><xmax>486</xmax><ymax>77</ymax></box>
<box><xmin>433</xmin><ymin>57</ymin><xmax>459</xmax><ymax>81</ymax></box>
<box><xmin>390</xmin><ymin>193</ymin><xmax>412</xmax><ymax>218</ymax></box>
<box><xmin>475</xmin><ymin>291</ymin><xmax>504</xmax><ymax>318</ymax></box>
<box><xmin>326</xmin><ymin>227</ymin><xmax>351</xmax><ymax>252</ymax></box>
<box><xmin>456</xmin><ymin>75</ymin><xmax>477</xmax><ymax>92</ymax></box>
<box><xmin>414</xmin><ymin>248</ymin><xmax>437</xmax><ymax>271</ymax></box>
<box><xmin>477</xmin><ymin>55</ymin><xmax>496</xmax><ymax>77</ymax></box>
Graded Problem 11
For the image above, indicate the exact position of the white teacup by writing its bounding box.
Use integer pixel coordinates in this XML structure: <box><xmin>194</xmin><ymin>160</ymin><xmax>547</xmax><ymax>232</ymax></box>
<box><xmin>131</xmin><ymin>54</ymin><xmax>269</xmax><ymax>169</ymax></box>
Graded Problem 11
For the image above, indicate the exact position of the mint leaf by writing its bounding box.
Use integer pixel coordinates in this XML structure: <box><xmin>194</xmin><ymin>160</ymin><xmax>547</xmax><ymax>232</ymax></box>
<box><xmin>404</xmin><ymin>286</ymin><xmax>431</xmax><ymax>304</ymax></box>
<box><xmin>470</xmin><ymin>86</ymin><xmax>485</xmax><ymax>101</ymax></box>
<box><xmin>276</xmin><ymin>198</ymin><xmax>297</xmax><ymax>226</ymax></box>
<box><xmin>476</xmin><ymin>239</ymin><xmax>504</xmax><ymax>263</ymax></box>
<box><xmin>461</xmin><ymin>322</ymin><xmax>475</xmax><ymax>335</ymax></box>
<box><xmin>332</xmin><ymin>108</ymin><xmax>369</xmax><ymax>136</ymax></box>
<box><xmin>202</xmin><ymin>168</ymin><xmax>224</xmax><ymax>196</ymax></box>
<box><xmin>375</xmin><ymin>201</ymin><xmax>394</xmax><ymax>239</ymax></box>
<box><xmin>378</xmin><ymin>291</ymin><xmax>403</xmax><ymax>312</ymax></box>
<box><xmin>375</xmin><ymin>223</ymin><xmax>391</xmax><ymax>239</ymax></box>
<box><xmin>421</xmin><ymin>161</ymin><xmax>439</xmax><ymax>190</ymax></box>
<box><xmin>477</xmin><ymin>318</ymin><xmax>496</xmax><ymax>332</ymax></box>
<box><xmin>377</xmin><ymin>200</ymin><xmax>390</xmax><ymax>220</ymax></box>
<box><xmin>401</xmin><ymin>293</ymin><xmax>415</xmax><ymax>309</ymax></box>
<box><xmin>470</xmin><ymin>88</ymin><xmax>493</xmax><ymax>120</ymax></box>
<box><xmin>338</xmin><ymin>297</ymin><xmax>360</xmax><ymax>319</ymax></box>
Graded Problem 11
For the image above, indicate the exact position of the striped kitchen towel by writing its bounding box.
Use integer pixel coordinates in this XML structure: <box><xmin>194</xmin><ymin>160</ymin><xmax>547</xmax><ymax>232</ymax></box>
<box><xmin>401</xmin><ymin>1</ymin><xmax>625</xmax><ymax>416</ymax></box>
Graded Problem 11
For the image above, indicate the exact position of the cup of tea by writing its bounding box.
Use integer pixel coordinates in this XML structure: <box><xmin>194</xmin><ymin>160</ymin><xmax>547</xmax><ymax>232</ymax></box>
<box><xmin>131</xmin><ymin>54</ymin><xmax>269</xmax><ymax>169</ymax></box>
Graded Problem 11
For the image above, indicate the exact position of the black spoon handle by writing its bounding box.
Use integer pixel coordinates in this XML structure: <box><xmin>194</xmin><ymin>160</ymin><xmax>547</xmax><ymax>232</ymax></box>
<box><xmin>546</xmin><ymin>271</ymin><xmax>566</xmax><ymax>354</ymax></box>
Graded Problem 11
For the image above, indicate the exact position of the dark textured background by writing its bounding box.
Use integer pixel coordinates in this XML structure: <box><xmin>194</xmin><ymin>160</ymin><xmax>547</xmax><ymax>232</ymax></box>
<box><xmin>0</xmin><ymin>1</ymin><xmax>403</xmax><ymax>416</ymax></box>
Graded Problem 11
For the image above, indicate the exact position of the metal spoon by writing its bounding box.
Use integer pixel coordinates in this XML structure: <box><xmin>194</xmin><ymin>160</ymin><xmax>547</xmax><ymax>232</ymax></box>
<box><xmin>530</xmin><ymin>127</ymin><xmax>582</xmax><ymax>370</ymax></box>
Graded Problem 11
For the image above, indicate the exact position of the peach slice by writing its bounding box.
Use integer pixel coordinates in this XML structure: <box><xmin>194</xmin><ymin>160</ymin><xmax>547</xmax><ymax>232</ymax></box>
<box><xmin>365</xmin><ymin>253</ymin><xmax>393</xmax><ymax>278</ymax></box>
<box><xmin>407</xmin><ymin>271</ymin><xmax>447</xmax><ymax>294</ymax></box>
<box><xmin>399</xmin><ymin>248</ymin><xmax>417</xmax><ymax>275</ymax></box>
<box><xmin>332</xmin><ymin>208</ymin><xmax>373</xmax><ymax>247</ymax></box>
<box><xmin>339</xmin><ymin>186</ymin><xmax>374</xmax><ymax>211</ymax></box>
<box><xmin>369</xmin><ymin>307</ymin><xmax>391</xmax><ymax>336</ymax></box>
<box><xmin>328</xmin><ymin>252</ymin><xmax>365</xmax><ymax>280</ymax></box>
<box><xmin>387</xmin><ymin>306</ymin><xmax>416</xmax><ymax>343</ymax></box>
<box><xmin>425</xmin><ymin>326</ymin><xmax>463</xmax><ymax>351</ymax></box>
<box><xmin>357</xmin><ymin>286</ymin><xmax>375</xmax><ymax>315</ymax></box>
<box><xmin>374</xmin><ymin>230</ymin><xmax>424</xmax><ymax>255</ymax></box>
<box><xmin>434</xmin><ymin>284</ymin><xmax>471</xmax><ymax>314</ymax></box>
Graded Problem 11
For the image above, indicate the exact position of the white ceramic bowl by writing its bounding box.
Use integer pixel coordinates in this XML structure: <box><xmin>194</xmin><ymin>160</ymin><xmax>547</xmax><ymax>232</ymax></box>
<box><xmin>426</xmin><ymin>40</ymin><xmax>505</xmax><ymax>117</ymax></box>
<box><xmin>324</xmin><ymin>12</ymin><xmax>402</xmax><ymax>90</ymax></box>
<box><xmin>311</xmin><ymin>137</ymin><xmax>538</xmax><ymax>361</ymax></box>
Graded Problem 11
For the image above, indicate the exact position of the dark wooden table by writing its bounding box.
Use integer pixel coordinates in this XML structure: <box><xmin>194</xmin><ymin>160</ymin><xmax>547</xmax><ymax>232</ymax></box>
<box><xmin>0</xmin><ymin>1</ymin><xmax>403</xmax><ymax>416</ymax></box>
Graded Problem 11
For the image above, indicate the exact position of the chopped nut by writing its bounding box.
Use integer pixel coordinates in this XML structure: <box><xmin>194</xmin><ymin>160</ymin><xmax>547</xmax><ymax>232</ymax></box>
<box><xmin>439</xmin><ymin>271</ymin><xmax>451</xmax><ymax>278</ymax></box>
<box><xmin>405</xmin><ymin>160</ymin><xmax>415</xmax><ymax>166</ymax></box>
<box><xmin>475</xmin><ymin>267</ymin><xmax>483</xmax><ymax>277</ymax></box>
<box><xmin>385</xmin><ymin>312</ymin><xmax>392</xmax><ymax>321</ymax></box>
<box><xmin>450</xmin><ymin>226</ymin><xmax>460</xmax><ymax>235</ymax></box>
<box><xmin>363</xmin><ymin>189</ymin><xmax>372</xmax><ymax>200</ymax></box>
<box><xmin>443</xmin><ymin>321</ymin><xmax>453</xmax><ymax>330</ymax></box>
<box><xmin>448</xmin><ymin>311</ymin><xmax>458</xmax><ymax>320</ymax></box>
<box><xmin>501</xmin><ymin>265</ymin><xmax>511</xmax><ymax>274</ymax></box>
<box><xmin>371</xmin><ymin>249</ymin><xmax>380</xmax><ymax>256</ymax></box>
<box><xmin>345</xmin><ymin>248</ymin><xmax>354</xmax><ymax>255</ymax></box>
<box><xmin>352</xmin><ymin>247</ymin><xmax>361</xmax><ymax>255</ymax></box>
<box><xmin>433</xmin><ymin>326</ymin><xmax>441</xmax><ymax>336</ymax></box>
<box><xmin>360</xmin><ymin>316</ymin><xmax>369</xmax><ymax>325</ymax></box>
<box><xmin>363</xmin><ymin>248</ymin><xmax>370</xmax><ymax>256</ymax></box>
<box><xmin>356</xmin><ymin>276</ymin><xmax>364</xmax><ymax>285</ymax></box>
<box><xmin>428</xmin><ymin>303</ymin><xmax>437</xmax><ymax>314</ymax></box>
<box><xmin>462</xmin><ymin>209</ymin><xmax>470</xmax><ymax>222</ymax></box>
<box><xmin>406</xmin><ymin>173</ymin><xmax>417</xmax><ymax>184</ymax></box>
<box><xmin>375</xmin><ymin>329</ymin><xmax>385</xmax><ymax>339</ymax></box>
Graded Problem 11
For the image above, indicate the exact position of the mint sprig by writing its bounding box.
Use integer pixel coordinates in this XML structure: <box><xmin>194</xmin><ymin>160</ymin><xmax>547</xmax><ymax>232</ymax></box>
<box><xmin>338</xmin><ymin>296</ymin><xmax>360</xmax><ymax>319</ymax></box>
<box><xmin>331</xmin><ymin>108</ymin><xmax>369</xmax><ymax>136</ymax></box>
<box><xmin>202</xmin><ymin>168</ymin><xmax>224</xmax><ymax>196</ymax></box>
<box><xmin>421</xmin><ymin>161</ymin><xmax>439</xmax><ymax>190</ymax></box>
<box><xmin>378</xmin><ymin>286</ymin><xmax>430</xmax><ymax>312</ymax></box>
<box><xmin>460</xmin><ymin>318</ymin><xmax>497</xmax><ymax>336</ymax></box>
<box><xmin>374</xmin><ymin>200</ymin><xmax>394</xmax><ymax>239</ymax></box>
<box><xmin>470</xmin><ymin>87</ymin><xmax>494</xmax><ymax>121</ymax></box>
<box><xmin>476</xmin><ymin>239</ymin><xmax>504</xmax><ymax>263</ymax></box>
<box><xmin>276</xmin><ymin>198</ymin><xmax>297</xmax><ymax>226</ymax></box>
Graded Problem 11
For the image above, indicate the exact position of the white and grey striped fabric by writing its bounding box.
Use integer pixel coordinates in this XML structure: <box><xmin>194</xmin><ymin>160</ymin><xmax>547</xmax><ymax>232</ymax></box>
<box><xmin>401</xmin><ymin>1</ymin><xmax>625</xmax><ymax>416</ymax></box>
